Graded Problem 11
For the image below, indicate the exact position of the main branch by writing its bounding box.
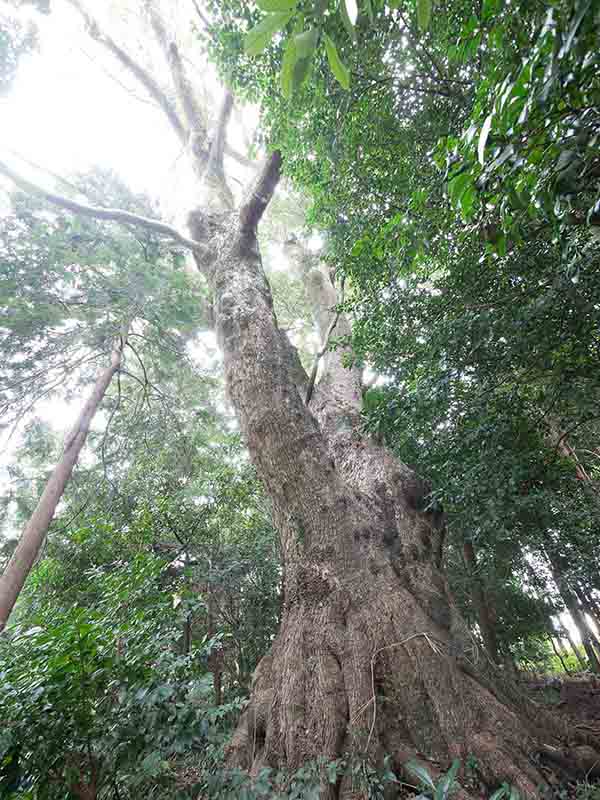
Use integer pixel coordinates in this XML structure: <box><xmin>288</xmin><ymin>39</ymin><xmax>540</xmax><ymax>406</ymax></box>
<box><xmin>239</xmin><ymin>151</ymin><xmax>283</xmax><ymax>234</ymax></box>
<box><xmin>0</xmin><ymin>160</ymin><xmax>206</xmax><ymax>254</ymax></box>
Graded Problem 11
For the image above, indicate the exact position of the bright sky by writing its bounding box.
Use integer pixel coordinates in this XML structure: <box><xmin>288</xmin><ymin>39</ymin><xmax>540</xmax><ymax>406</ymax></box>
<box><xmin>0</xmin><ymin>2</ymin><xmax>214</xmax><ymax>467</ymax></box>
<box><xmin>1</xmin><ymin>3</ymin><xmax>179</xmax><ymax>198</ymax></box>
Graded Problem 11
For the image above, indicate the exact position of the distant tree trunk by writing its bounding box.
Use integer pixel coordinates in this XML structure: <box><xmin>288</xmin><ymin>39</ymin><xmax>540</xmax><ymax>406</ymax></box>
<box><xmin>580</xmin><ymin>588</ymin><xmax>600</xmax><ymax>622</ymax></box>
<box><xmin>550</xmin><ymin>637</ymin><xmax>572</xmax><ymax>675</ymax></box>
<box><xmin>564</xmin><ymin>628</ymin><xmax>589</xmax><ymax>671</ymax></box>
<box><xmin>563</xmin><ymin>600</ymin><xmax>600</xmax><ymax>673</ymax></box>
<box><xmin>0</xmin><ymin>329</ymin><xmax>127</xmax><ymax>631</ymax></box>
<box><xmin>546</xmin><ymin>552</ymin><xmax>600</xmax><ymax>673</ymax></box>
<box><xmin>575</xmin><ymin>585</ymin><xmax>600</xmax><ymax>644</ymax></box>
<box><xmin>206</xmin><ymin>567</ymin><xmax>224</xmax><ymax>707</ymax></box>
<box><xmin>462</xmin><ymin>540</ymin><xmax>500</xmax><ymax>663</ymax></box>
<box><xmin>181</xmin><ymin>551</ymin><xmax>193</xmax><ymax>655</ymax></box>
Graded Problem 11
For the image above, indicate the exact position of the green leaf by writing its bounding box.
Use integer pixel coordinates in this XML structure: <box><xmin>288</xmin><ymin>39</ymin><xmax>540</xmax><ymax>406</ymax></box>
<box><xmin>141</xmin><ymin>750</ymin><xmax>163</xmax><ymax>775</ymax></box>
<box><xmin>280</xmin><ymin>33</ymin><xmax>318</xmax><ymax>98</ymax></box>
<box><xmin>280</xmin><ymin>36</ymin><xmax>299</xmax><ymax>97</ymax></box>
<box><xmin>481</xmin><ymin>0</ymin><xmax>500</xmax><ymax>20</ymax></box>
<box><xmin>489</xmin><ymin>786</ymin><xmax>510</xmax><ymax>800</ymax></box>
<box><xmin>460</xmin><ymin>185</ymin><xmax>477</xmax><ymax>218</ymax></box>
<box><xmin>292</xmin><ymin>54</ymin><xmax>314</xmax><ymax>91</ymax></box>
<box><xmin>280</xmin><ymin>28</ymin><xmax>317</xmax><ymax>96</ymax></box>
<box><xmin>478</xmin><ymin>113</ymin><xmax>493</xmax><ymax>165</ymax></box>
<box><xmin>257</xmin><ymin>0</ymin><xmax>297</xmax><ymax>9</ymax></box>
<box><xmin>294</xmin><ymin>27</ymin><xmax>319</xmax><ymax>58</ymax></box>
<box><xmin>244</xmin><ymin>11</ymin><xmax>295</xmax><ymax>56</ymax></box>
<box><xmin>405</xmin><ymin>760</ymin><xmax>436</xmax><ymax>791</ymax></box>
<box><xmin>448</xmin><ymin>171</ymin><xmax>471</xmax><ymax>203</ymax></box>
<box><xmin>417</xmin><ymin>0</ymin><xmax>432</xmax><ymax>31</ymax></box>
<box><xmin>324</xmin><ymin>33</ymin><xmax>350</xmax><ymax>89</ymax></box>
<box><xmin>435</xmin><ymin>759</ymin><xmax>461</xmax><ymax>800</ymax></box>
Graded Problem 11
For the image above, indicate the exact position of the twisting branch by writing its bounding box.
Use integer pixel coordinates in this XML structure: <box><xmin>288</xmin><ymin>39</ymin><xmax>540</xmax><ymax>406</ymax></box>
<box><xmin>68</xmin><ymin>0</ymin><xmax>186</xmax><ymax>144</ymax></box>
<box><xmin>0</xmin><ymin>160</ymin><xmax>207</xmax><ymax>254</ymax></box>
<box><xmin>395</xmin><ymin>8</ymin><xmax>448</xmax><ymax>82</ymax></box>
<box><xmin>239</xmin><ymin>150</ymin><xmax>283</xmax><ymax>234</ymax></box>
<box><xmin>305</xmin><ymin>277</ymin><xmax>345</xmax><ymax>405</ymax></box>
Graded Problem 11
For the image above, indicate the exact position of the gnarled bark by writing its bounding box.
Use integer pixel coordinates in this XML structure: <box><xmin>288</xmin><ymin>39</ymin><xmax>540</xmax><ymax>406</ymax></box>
<box><xmin>188</xmin><ymin>188</ymin><xmax>584</xmax><ymax>798</ymax></box>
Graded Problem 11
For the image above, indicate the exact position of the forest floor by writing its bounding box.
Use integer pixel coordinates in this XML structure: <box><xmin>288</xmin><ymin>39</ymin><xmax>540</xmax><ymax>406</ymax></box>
<box><xmin>523</xmin><ymin>671</ymin><xmax>600</xmax><ymax>726</ymax></box>
<box><xmin>177</xmin><ymin>674</ymin><xmax>600</xmax><ymax>799</ymax></box>
<box><xmin>521</xmin><ymin>673</ymin><xmax>600</xmax><ymax>798</ymax></box>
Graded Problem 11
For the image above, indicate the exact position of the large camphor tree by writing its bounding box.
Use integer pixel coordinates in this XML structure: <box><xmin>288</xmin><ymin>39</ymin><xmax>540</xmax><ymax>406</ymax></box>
<box><xmin>1</xmin><ymin>1</ymin><xmax>597</xmax><ymax>796</ymax></box>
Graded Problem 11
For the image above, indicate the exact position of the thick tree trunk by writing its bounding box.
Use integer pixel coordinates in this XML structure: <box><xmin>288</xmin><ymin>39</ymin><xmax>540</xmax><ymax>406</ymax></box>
<box><xmin>0</xmin><ymin>330</ymin><xmax>127</xmax><ymax>631</ymax></box>
<box><xmin>187</xmin><ymin>198</ymin><xmax>582</xmax><ymax>798</ymax></box>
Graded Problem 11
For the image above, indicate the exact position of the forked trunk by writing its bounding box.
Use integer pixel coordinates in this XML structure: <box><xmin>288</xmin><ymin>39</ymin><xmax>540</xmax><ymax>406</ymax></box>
<box><xmin>190</xmin><ymin>197</ymin><xmax>585</xmax><ymax>798</ymax></box>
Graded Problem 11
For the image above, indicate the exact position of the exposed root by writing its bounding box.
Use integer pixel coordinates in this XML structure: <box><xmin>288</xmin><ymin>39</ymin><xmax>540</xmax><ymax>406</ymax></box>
<box><xmin>227</xmin><ymin>575</ymin><xmax>600</xmax><ymax>799</ymax></box>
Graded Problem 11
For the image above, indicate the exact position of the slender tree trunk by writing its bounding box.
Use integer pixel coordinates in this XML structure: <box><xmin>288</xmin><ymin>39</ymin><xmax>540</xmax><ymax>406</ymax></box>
<box><xmin>462</xmin><ymin>540</ymin><xmax>500</xmax><ymax>663</ymax></box>
<box><xmin>564</xmin><ymin>601</ymin><xmax>599</xmax><ymax>673</ymax></box>
<box><xmin>564</xmin><ymin>628</ymin><xmax>589</xmax><ymax>671</ymax></box>
<box><xmin>0</xmin><ymin>330</ymin><xmax>127</xmax><ymax>631</ymax></box>
<box><xmin>550</xmin><ymin>637</ymin><xmax>572</xmax><ymax>675</ymax></box>
<box><xmin>547</xmin><ymin>552</ymin><xmax>600</xmax><ymax>673</ymax></box>
<box><xmin>549</xmin><ymin>618</ymin><xmax>573</xmax><ymax>674</ymax></box>
<box><xmin>206</xmin><ymin>567</ymin><xmax>224</xmax><ymax>706</ymax></box>
<box><xmin>575</xmin><ymin>585</ymin><xmax>600</xmax><ymax>645</ymax></box>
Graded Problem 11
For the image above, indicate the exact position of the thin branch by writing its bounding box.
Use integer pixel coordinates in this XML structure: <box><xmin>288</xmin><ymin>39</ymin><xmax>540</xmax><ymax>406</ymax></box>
<box><xmin>0</xmin><ymin>159</ymin><xmax>206</xmax><ymax>253</ymax></box>
<box><xmin>78</xmin><ymin>46</ymin><xmax>162</xmax><ymax>111</ymax></box>
<box><xmin>305</xmin><ymin>277</ymin><xmax>345</xmax><ymax>405</ymax></box>
<box><xmin>239</xmin><ymin>150</ymin><xmax>283</xmax><ymax>234</ymax></box>
<box><xmin>125</xmin><ymin>341</ymin><xmax>150</xmax><ymax>393</ymax></box>
<box><xmin>395</xmin><ymin>8</ymin><xmax>448</xmax><ymax>82</ymax></box>
<box><xmin>68</xmin><ymin>0</ymin><xmax>186</xmax><ymax>144</ymax></box>
<box><xmin>191</xmin><ymin>0</ymin><xmax>211</xmax><ymax>29</ymax></box>
<box><xmin>205</xmin><ymin>90</ymin><xmax>234</xmax><ymax>184</ymax></box>
<box><xmin>224</xmin><ymin>142</ymin><xmax>256</xmax><ymax>169</ymax></box>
